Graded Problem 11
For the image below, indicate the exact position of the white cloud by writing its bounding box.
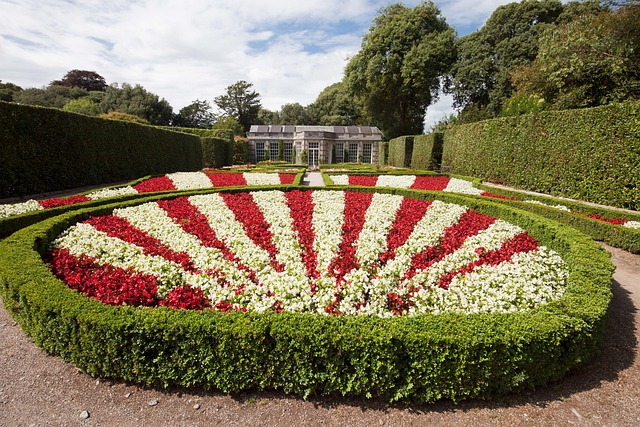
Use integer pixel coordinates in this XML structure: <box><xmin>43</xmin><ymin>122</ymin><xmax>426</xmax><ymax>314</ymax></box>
<box><xmin>0</xmin><ymin>0</ymin><xmax>511</xmax><ymax>120</ymax></box>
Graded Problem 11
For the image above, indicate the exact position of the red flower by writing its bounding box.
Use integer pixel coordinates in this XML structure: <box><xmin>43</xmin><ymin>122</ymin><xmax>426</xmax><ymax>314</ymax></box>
<box><xmin>39</xmin><ymin>195</ymin><xmax>90</xmax><ymax>209</ymax></box>
<box><xmin>279</xmin><ymin>174</ymin><xmax>296</xmax><ymax>184</ymax></box>
<box><xmin>207</xmin><ymin>173</ymin><xmax>247</xmax><ymax>187</ymax></box>
<box><xmin>159</xmin><ymin>284</ymin><xmax>211</xmax><ymax>310</ymax></box>
<box><xmin>133</xmin><ymin>176</ymin><xmax>177</xmax><ymax>193</ymax></box>
<box><xmin>221</xmin><ymin>192</ymin><xmax>284</xmax><ymax>272</ymax></box>
<box><xmin>410</xmin><ymin>176</ymin><xmax>450</xmax><ymax>191</ymax></box>
<box><xmin>327</xmin><ymin>191</ymin><xmax>374</xmax><ymax>282</ymax></box>
<box><xmin>349</xmin><ymin>175</ymin><xmax>378</xmax><ymax>186</ymax></box>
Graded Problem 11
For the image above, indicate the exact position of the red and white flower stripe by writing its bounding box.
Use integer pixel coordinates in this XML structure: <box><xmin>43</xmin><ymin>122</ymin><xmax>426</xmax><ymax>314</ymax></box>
<box><xmin>0</xmin><ymin>172</ymin><xmax>297</xmax><ymax>219</ymax></box>
<box><xmin>47</xmin><ymin>190</ymin><xmax>568</xmax><ymax>316</ymax></box>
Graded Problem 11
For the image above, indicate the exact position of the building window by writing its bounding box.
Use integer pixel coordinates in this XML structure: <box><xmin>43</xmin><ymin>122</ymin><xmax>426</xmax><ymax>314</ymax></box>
<box><xmin>284</xmin><ymin>142</ymin><xmax>293</xmax><ymax>162</ymax></box>
<box><xmin>349</xmin><ymin>143</ymin><xmax>358</xmax><ymax>163</ymax></box>
<box><xmin>270</xmin><ymin>142</ymin><xmax>279</xmax><ymax>161</ymax></box>
<box><xmin>334</xmin><ymin>143</ymin><xmax>344</xmax><ymax>163</ymax></box>
<box><xmin>256</xmin><ymin>142</ymin><xmax>265</xmax><ymax>162</ymax></box>
<box><xmin>363</xmin><ymin>143</ymin><xmax>372</xmax><ymax>164</ymax></box>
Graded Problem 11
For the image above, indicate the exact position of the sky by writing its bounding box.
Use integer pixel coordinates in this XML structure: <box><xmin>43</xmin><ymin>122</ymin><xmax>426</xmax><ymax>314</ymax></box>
<box><xmin>0</xmin><ymin>0</ymin><xmax>515</xmax><ymax>130</ymax></box>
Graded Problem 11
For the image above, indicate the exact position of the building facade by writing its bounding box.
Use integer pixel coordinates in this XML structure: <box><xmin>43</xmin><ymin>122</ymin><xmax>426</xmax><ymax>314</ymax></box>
<box><xmin>246</xmin><ymin>125</ymin><xmax>383</xmax><ymax>166</ymax></box>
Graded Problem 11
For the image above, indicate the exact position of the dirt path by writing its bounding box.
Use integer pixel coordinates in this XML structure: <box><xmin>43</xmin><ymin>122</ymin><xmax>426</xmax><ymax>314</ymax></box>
<box><xmin>0</xmin><ymin>244</ymin><xmax>638</xmax><ymax>426</ymax></box>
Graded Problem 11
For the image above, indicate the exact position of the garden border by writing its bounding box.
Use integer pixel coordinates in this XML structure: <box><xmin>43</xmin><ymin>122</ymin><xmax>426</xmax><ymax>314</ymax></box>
<box><xmin>0</xmin><ymin>186</ymin><xmax>613</xmax><ymax>402</ymax></box>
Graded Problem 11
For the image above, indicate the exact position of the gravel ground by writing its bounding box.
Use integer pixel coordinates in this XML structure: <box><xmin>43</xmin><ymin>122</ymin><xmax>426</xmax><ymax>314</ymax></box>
<box><xmin>0</xmin><ymin>244</ymin><xmax>638</xmax><ymax>426</ymax></box>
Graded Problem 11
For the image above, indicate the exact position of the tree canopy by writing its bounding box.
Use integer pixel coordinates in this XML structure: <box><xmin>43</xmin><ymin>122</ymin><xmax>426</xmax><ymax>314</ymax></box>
<box><xmin>308</xmin><ymin>82</ymin><xmax>365</xmax><ymax>126</ymax></box>
<box><xmin>100</xmin><ymin>83</ymin><xmax>173</xmax><ymax>125</ymax></box>
<box><xmin>50</xmin><ymin>69</ymin><xmax>108</xmax><ymax>92</ymax></box>
<box><xmin>344</xmin><ymin>1</ymin><xmax>455</xmax><ymax>139</ymax></box>
<box><xmin>214</xmin><ymin>80</ymin><xmax>261</xmax><ymax>132</ymax></box>
<box><xmin>512</xmin><ymin>3</ymin><xmax>640</xmax><ymax>109</ymax></box>
<box><xmin>173</xmin><ymin>99</ymin><xmax>216</xmax><ymax>128</ymax></box>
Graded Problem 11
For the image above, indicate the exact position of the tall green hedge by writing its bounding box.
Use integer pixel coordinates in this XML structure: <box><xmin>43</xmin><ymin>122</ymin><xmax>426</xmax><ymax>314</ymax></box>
<box><xmin>0</xmin><ymin>102</ymin><xmax>202</xmax><ymax>198</ymax></box>
<box><xmin>158</xmin><ymin>127</ymin><xmax>234</xmax><ymax>166</ymax></box>
<box><xmin>442</xmin><ymin>101</ymin><xmax>640</xmax><ymax>210</ymax></box>
<box><xmin>388</xmin><ymin>136</ymin><xmax>414</xmax><ymax>168</ymax></box>
<box><xmin>411</xmin><ymin>133</ymin><xmax>443</xmax><ymax>171</ymax></box>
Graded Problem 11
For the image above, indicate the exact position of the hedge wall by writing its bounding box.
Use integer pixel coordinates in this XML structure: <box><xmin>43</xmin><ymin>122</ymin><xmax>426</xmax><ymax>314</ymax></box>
<box><xmin>379</xmin><ymin>142</ymin><xmax>389</xmax><ymax>166</ymax></box>
<box><xmin>387</xmin><ymin>136</ymin><xmax>414</xmax><ymax>168</ymax></box>
<box><xmin>0</xmin><ymin>102</ymin><xmax>202</xmax><ymax>198</ymax></box>
<box><xmin>411</xmin><ymin>133</ymin><xmax>443</xmax><ymax>171</ymax></box>
<box><xmin>442</xmin><ymin>101</ymin><xmax>640</xmax><ymax>210</ymax></box>
<box><xmin>0</xmin><ymin>186</ymin><xmax>613</xmax><ymax>402</ymax></box>
<box><xmin>157</xmin><ymin>126</ymin><xmax>235</xmax><ymax>166</ymax></box>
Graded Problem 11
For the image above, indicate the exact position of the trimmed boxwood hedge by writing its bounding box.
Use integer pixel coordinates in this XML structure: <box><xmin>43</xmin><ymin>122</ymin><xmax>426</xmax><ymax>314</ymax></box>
<box><xmin>0</xmin><ymin>185</ymin><xmax>613</xmax><ymax>402</ymax></box>
<box><xmin>441</xmin><ymin>101</ymin><xmax>640</xmax><ymax>211</ymax></box>
<box><xmin>411</xmin><ymin>133</ymin><xmax>443</xmax><ymax>171</ymax></box>
<box><xmin>472</xmin><ymin>180</ymin><xmax>640</xmax><ymax>254</ymax></box>
<box><xmin>387</xmin><ymin>136</ymin><xmax>414</xmax><ymax>168</ymax></box>
<box><xmin>0</xmin><ymin>102</ymin><xmax>202</xmax><ymax>198</ymax></box>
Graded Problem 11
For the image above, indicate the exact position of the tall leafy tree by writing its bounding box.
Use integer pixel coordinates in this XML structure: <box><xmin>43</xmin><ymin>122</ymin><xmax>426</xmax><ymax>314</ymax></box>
<box><xmin>449</xmin><ymin>0</ymin><xmax>607</xmax><ymax>121</ymax></box>
<box><xmin>173</xmin><ymin>99</ymin><xmax>216</xmax><ymax>128</ymax></box>
<box><xmin>308</xmin><ymin>81</ymin><xmax>365</xmax><ymax>126</ymax></box>
<box><xmin>449</xmin><ymin>0</ymin><xmax>567</xmax><ymax>118</ymax></box>
<box><xmin>50</xmin><ymin>69</ymin><xmax>108</xmax><ymax>92</ymax></box>
<box><xmin>100</xmin><ymin>83</ymin><xmax>173</xmax><ymax>125</ymax></box>
<box><xmin>278</xmin><ymin>102</ymin><xmax>314</xmax><ymax>125</ymax></box>
<box><xmin>12</xmin><ymin>85</ymin><xmax>89</xmax><ymax>108</ymax></box>
<box><xmin>512</xmin><ymin>3</ymin><xmax>640</xmax><ymax>109</ymax></box>
<box><xmin>344</xmin><ymin>1</ymin><xmax>455</xmax><ymax>138</ymax></box>
<box><xmin>0</xmin><ymin>80</ymin><xmax>23</xmax><ymax>102</ymax></box>
<box><xmin>257</xmin><ymin>108</ymin><xmax>280</xmax><ymax>125</ymax></box>
<box><xmin>214</xmin><ymin>80</ymin><xmax>261</xmax><ymax>132</ymax></box>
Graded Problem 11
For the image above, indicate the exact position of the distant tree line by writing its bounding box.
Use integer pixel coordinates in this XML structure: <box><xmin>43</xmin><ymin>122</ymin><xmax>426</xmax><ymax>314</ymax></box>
<box><xmin>2</xmin><ymin>1</ymin><xmax>638</xmax><ymax>138</ymax></box>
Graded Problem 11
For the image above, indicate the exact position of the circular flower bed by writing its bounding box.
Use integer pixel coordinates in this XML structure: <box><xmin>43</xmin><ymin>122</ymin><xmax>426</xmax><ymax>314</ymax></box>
<box><xmin>46</xmin><ymin>189</ymin><xmax>568</xmax><ymax>317</ymax></box>
<box><xmin>0</xmin><ymin>187</ymin><xmax>613</xmax><ymax>403</ymax></box>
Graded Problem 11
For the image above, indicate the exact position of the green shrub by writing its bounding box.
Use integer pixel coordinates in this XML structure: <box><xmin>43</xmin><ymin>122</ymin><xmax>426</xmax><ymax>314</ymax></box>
<box><xmin>388</xmin><ymin>136</ymin><xmax>414</xmax><ymax>168</ymax></box>
<box><xmin>0</xmin><ymin>187</ymin><xmax>612</xmax><ymax>403</ymax></box>
<box><xmin>233</xmin><ymin>139</ymin><xmax>249</xmax><ymax>165</ymax></box>
<box><xmin>379</xmin><ymin>142</ymin><xmax>388</xmax><ymax>166</ymax></box>
<box><xmin>98</xmin><ymin>111</ymin><xmax>150</xmax><ymax>124</ymax></box>
<box><xmin>0</xmin><ymin>102</ymin><xmax>202</xmax><ymax>198</ymax></box>
<box><xmin>442</xmin><ymin>100</ymin><xmax>640</xmax><ymax>210</ymax></box>
<box><xmin>411</xmin><ymin>133</ymin><xmax>443</xmax><ymax>171</ymax></box>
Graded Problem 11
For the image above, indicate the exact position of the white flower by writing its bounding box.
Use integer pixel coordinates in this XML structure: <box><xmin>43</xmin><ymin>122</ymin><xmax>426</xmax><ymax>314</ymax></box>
<box><xmin>623</xmin><ymin>221</ymin><xmax>640</xmax><ymax>229</ymax></box>
<box><xmin>375</xmin><ymin>175</ymin><xmax>416</xmax><ymax>189</ymax></box>
<box><xmin>0</xmin><ymin>199</ymin><xmax>43</xmax><ymax>218</ymax></box>
<box><xmin>524</xmin><ymin>200</ymin><xmax>571</xmax><ymax>212</ymax></box>
<box><xmin>443</xmin><ymin>178</ymin><xmax>484</xmax><ymax>195</ymax></box>
<box><xmin>329</xmin><ymin>175</ymin><xmax>349</xmax><ymax>185</ymax></box>
<box><xmin>243</xmin><ymin>173</ymin><xmax>281</xmax><ymax>186</ymax></box>
<box><xmin>87</xmin><ymin>186</ymin><xmax>138</xmax><ymax>200</ymax></box>
<box><xmin>167</xmin><ymin>172</ymin><xmax>214</xmax><ymax>190</ymax></box>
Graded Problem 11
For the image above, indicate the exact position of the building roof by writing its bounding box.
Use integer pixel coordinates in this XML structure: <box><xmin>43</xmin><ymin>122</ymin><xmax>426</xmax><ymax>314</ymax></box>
<box><xmin>248</xmin><ymin>125</ymin><xmax>381</xmax><ymax>134</ymax></box>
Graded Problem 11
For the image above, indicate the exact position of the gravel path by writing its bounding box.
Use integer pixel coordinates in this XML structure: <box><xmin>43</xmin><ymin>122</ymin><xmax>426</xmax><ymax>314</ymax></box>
<box><xmin>0</xmin><ymin>244</ymin><xmax>638</xmax><ymax>426</ymax></box>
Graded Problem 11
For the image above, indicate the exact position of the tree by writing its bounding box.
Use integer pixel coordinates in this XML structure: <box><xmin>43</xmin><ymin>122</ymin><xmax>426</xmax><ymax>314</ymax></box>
<box><xmin>212</xmin><ymin>115</ymin><xmax>245</xmax><ymax>136</ymax></box>
<box><xmin>63</xmin><ymin>98</ymin><xmax>100</xmax><ymax>116</ymax></box>
<box><xmin>12</xmin><ymin>85</ymin><xmax>89</xmax><ymax>108</ymax></box>
<box><xmin>100</xmin><ymin>83</ymin><xmax>173</xmax><ymax>125</ymax></box>
<box><xmin>173</xmin><ymin>99</ymin><xmax>216</xmax><ymax>128</ymax></box>
<box><xmin>0</xmin><ymin>80</ymin><xmax>23</xmax><ymax>102</ymax></box>
<box><xmin>448</xmin><ymin>0</ymin><xmax>607</xmax><ymax>120</ymax></box>
<box><xmin>344</xmin><ymin>1</ymin><xmax>455</xmax><ymax>138</ymax></box>
<box><xmin>257</xmin><ymin>108</ymin><xmax>280</xmax><ymax>125</ymax></box>
<box><xmin>307</xmin><ymin>82</ymin><xmax>364</xmax><ymax>126</ymax></box>
<box><xmin>278</xmin><ymin>102</ymin><xmax>314</xmax><ymax>125</ymax></box>
<box><xmin>214</xmin><ymin>80</ymin><xmax>261</xmax><ymax>132</ymax></box>
<box><xmin>512</xmin><ymin>4</ymin><xmax>640</xmax><ymax>109</ymax></box>
<box><xmin>51</xmin><ymin>69</ymin><xmax>108</xmax><ymax>92</ymax></box>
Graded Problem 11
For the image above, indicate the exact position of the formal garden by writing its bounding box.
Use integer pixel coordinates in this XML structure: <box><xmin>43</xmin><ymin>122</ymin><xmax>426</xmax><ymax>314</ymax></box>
<box><xmin>1</xmin><ymin>89</ymin><xmax>639</xmax><ymax>403</ymax></box>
